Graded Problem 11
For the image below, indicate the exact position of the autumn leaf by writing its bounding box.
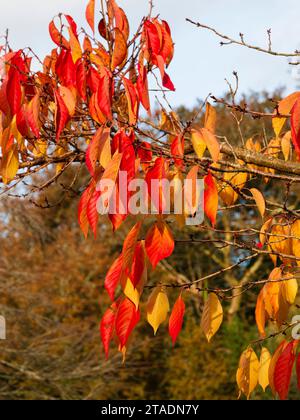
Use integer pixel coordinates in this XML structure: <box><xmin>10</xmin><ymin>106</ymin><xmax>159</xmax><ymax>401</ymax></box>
<box><xmin>145</xmin><ymin>221</ymin><xmax>175</xmax><ymax>269</ymax></box>
<box><xmin>201</xmin><ymin>293</ymin><xmax>223</xmax><ymax>342</ymax></box>
<box><xmin>250</xmin><ymin>188</ymin><xmax>266</xmax><ymax>218</ymax></box>
<box><xmin>204</xmin><ymin>102</ymin><xmax>217</xmax><ymax>133</ymax></box>
<box><xmin>105</xmin><ymin>254</ymin><xmax>123</xmax><ymax>301</ymax></box>
<box><xmin>236</xmin><ymin>347</ymin><xmax>260</xmax><ymax>399</ymax></box>
<box><xmin>258</xmin><ymin>347</ymin><xmax>272</xmax><ymax>392</ymax></box>
<box><xmin>255</xmin><ymin>289</ymin><xmax>267</xmax><ymax>338</ymax></box>
<box><xmin>268</xmin><ymin>340</ymin><xmax>288</xmax><ymax>396</ymax></box>
<box><xmin>111</xmin><ymin>28</ymin><xmax>128</xmax><ymax>71</ymax></box>
<box><xmin>204</xmin><ymin>172</ymin><xmax>218</xmax><ymax>227</ymax></box>
<box><xmin>115</xmin><ymin>297</ymin><xmax>140</xmax><ymax>349</ymax></box>
<box><xmin>100</xmin><ymin>304</ymin><xmax>117</xmax><ymax>359</ymax></box>
<box><xmin>86</xmin><ymin>0</ymin><xmax>95</xmax><ymax>33</ymax></box>
<box><xmin>1</xmin><ymin>142</ymin><xmax>19</xmax><ymax>184</ymax></box>
<box><xmin>54</xmin><ymin>89</ymin><xmax>70</xmax><ymax>142</ymax></box>
<box><xmin>274</xmin><ymin>340</ymin><xmax>297</xmax><ymax>400</ymax></box>
<box><xmin>169</xmin><ymin>294</ymin><xmax>185</xmax><ymax>345</ymax></box>
<box><xmin>191</xmin><ymin>127</ymin><xmax>220</xmax><ymax>162</ymax></box>
<box><xmin>122</xmin><ymin>222</ymin><xmax>142</xmax><ymax>271</ymax></box>
<box><xmin>146</xmin><ymin>287</ymin><xmax>170</xmax><ymax>335</ymax></box>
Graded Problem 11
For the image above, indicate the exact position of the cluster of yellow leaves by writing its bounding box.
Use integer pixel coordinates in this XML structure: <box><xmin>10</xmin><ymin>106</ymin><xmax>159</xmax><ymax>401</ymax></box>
<box><xmin>260</xmin><ymin>216</ymin><xmax>300</xmax><ymax>266</ymax></box>
<box><xmin>145</xmin><ymin>289</ymin><xmax>223</xmax><ymax>342</ymax></box>
<box><xmin>236</xmin><ymin>347</ymin><xmax>271</xmax><ymax>399</ymax></box>
<box><xmin>255</xmin><ymin>267</ymin><xmax>298</xmax><ymax>338</ymax></box>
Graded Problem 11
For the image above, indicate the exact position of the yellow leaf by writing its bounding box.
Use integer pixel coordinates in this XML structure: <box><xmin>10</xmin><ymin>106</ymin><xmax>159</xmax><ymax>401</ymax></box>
<box><xmin>281</xmin><ymin>131</ymin><xmax>291</xmax><ymax>161</ymax></box>
<box><xmin>204</xmin><ymin>102</ymin><xmax>217</xmax><ymax>133</ymax></box>
<box><xmin>146</xmin><ymin>287</ymin><xmax>170</xmax><ymax>335</ymax></box>
<box><xmin>259</xmin><ymin>218</ymin><xmax>272</xmax><ymax>247</ymax></box>
<box><xmin>250</xmin><ymin>188</ymin><xmax>266</xmax><ymax>218</ymax></box>
<box><xmin>191</xmin><ymin>129</ymin><xmax>206</xmax><ymax>159</ymax></box>
<box><xmin>281</xmin><ymin>273</ymin><xmax>298</xmax><ymax>305</ymax></box>
<box><xmin>191</xmin><ymin>128</ymin><xmax>220</xmax><ymax>162</ymax></box>
<box><xmin>236</xmin><ymin>347</ymin><xmax>259</xmax><ymax>399</ymax></box>
<box><xmin>258</xmin><ymin>347</ymin><xmax>271</xmax><ymax>392</ymax></box>
<box><xmin>122</xmin><ymin>277</ymin><xmax>141</xmax><ymax>310</ymax></box>
<box><xmin>1</xmin><ymin>144</ymin><xmax>19</xmax><ymax>184</ymax></box>
<box><xmin>201</xmin><ymin>293</ymin><xmax>223</xmax><ymax>342</ymax></box>
<box><xmin>272</xmin><ymin>117</ymin><xmax>286</xmax><ymax>138</ymax></box>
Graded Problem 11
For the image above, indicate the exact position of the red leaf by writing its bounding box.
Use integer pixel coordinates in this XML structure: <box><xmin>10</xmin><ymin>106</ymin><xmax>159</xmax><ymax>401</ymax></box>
<box><xmin>54</xmin><ymin>89</ymin><xmax>70</xmax><ymax>141</ymax></box>
<box><xmin>169</xmin><ymin>294</ymin><xmax>185</xmax><ymax>345</ymax></box>
<box><xmin>274</xmin><ymin>340</ymin><xmax>297</xmax><ymax>400</ymax></box>
<box><xmin>76</xmin><ymin>59</ymin><xmax>87</xmax><ymax>101</ymax></box>
<box><xmin>65</xmin><ymin>14</ymin><xmax>78</xmax><ymax>37</ymax></box>
<box><xmin>26</xmin><ymin>93</ymin><xmax>40</xmax><ymax>138</ymax></box>
<box><xmin>87</xmin><ymin>189</ymin><xmax>100</xmax><ymax>238</ymax></box>
<box><xmin>145</xmin><ymin>156</ymin><xmax>168</xmax><ymax>214</ymax></box>
<box><xmin>100</xmin><ymin>304</ymin><xmax>117</xmax><ymax>359</ymax></box>
<box><xmin>97</xmin><ymin>72</ymin><xmax>112</xmax><ymax>120</ymax></box>
<box><xmin>137</xmin><ymin>141</ymin><xmax>152</xmax><ymax>171</ymax></box>
<box><xmin>145</xmin><ymin>221</ymin><xmax>175</xmax><ymax>268</ymax></box>
<box><xmin>144</xmin><ymin>20</ymin><xmax>161</xmax><ymax>56</ymax></box>
<box><xmin>137</xmin><ymin>63</ymin><xmax>150</xmax><ymax>112</ymax></box>
<box><xmin>291</xmin><ymin>97</ymin><xmax>300</xmax><ymax>160</ymax></box>
<box><xmin>115</xmin><ymin>298</ymin><xmax>140</xmax><ymax>349</ymax></box>
<box><xmin>78</xmin><ymin>181</ymin><xmax>95</xmax><ymax>238</ymax></box>
<box><xmin>204</xmin><ymin>172</ymin><xmax>218</xmax><ymax>227</ymax></box>
<box><xmin>171</xmin><ymin>135</ymin><xmax>184</xmax><ymax>169</ymax></box>
<box><xmin>129</xmin><ymin>242</ymin><xmax>145</xmax><ymax>287</ymax></box>
<box><xmin>105</xmin><ymin>254</ymin><xmax>123</xmax><ymax>301</ymax></box>
<box><xmin>6</xmin><ymin>69</ymin><xmax>22</xmax><ymax>116</ymax></box>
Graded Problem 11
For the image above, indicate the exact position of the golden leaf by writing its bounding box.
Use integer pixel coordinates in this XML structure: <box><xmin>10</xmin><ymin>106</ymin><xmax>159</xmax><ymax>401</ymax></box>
<box><xmin>250</xmin><ymin>188</ymin><xmax>266</xmax><ymax>218</ymax></box>
<box><xmin>236</xmin><ymin>347</ymin><xmax>259</xmax><ymax>399</ymax></box>
<box><xmin>258</xmin><ymin>347</ymin><xmax>272</xmax><ymax>392</ymax></box>
<box><xmin>146</xmin><ymin>287</ymin><xmax>170</xmax><ymax>335</ymax></box>
<box><xmin>204</xmin><ymin>102</ymin><xmax>217</xmax><ymax>133</ymax></box>
<box><xmin>281</xmin><ymin>131</ymin><xmax>291</xmax><ymax>161</ymax></box>
<box><xmin>201</xmin><ymin>293</ymin><xmax>223</xmax><ymax>342</ymax></box>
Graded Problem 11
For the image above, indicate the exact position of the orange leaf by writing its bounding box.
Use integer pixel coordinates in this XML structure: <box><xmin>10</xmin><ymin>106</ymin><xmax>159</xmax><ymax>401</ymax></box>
<box><xmin>204</xmin><ymin>102</ymin><xmax>217</xmax><ymax>134</ymax></box>
<box><xmin>122</xmin><ymin>222</ymin><xmax>142</xmax><ymax>271</ymax></box>
<box><xmin>250</xmin><ymin>188</ymin><xmax>266</xmax><ymax>218</ymax></box>
<box><xmin>111</xmin><ymin>28</ymin><xmax>128</xmax><ymax>71</ymax></box>
<box><xmin>145</xmin><ymin>221</ymin><xmax>175</xmax><ymax>268</ymax></box>
<box><xmin>204</xmin><ymin>172</ymin><xmax>218</xmax><ymax>227</ymax></box>
<box><xmin>85</xmin><ymin>0</ymin><xmax>95</xmax><ymax>33</ymax></box>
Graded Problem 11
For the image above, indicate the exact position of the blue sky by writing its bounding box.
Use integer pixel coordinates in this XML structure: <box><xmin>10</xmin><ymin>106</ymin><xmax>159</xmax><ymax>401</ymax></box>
<box><xmin>1</xmin><ymin>0</ymin><xmax>300</xmax><ymax>107</ymax></box>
